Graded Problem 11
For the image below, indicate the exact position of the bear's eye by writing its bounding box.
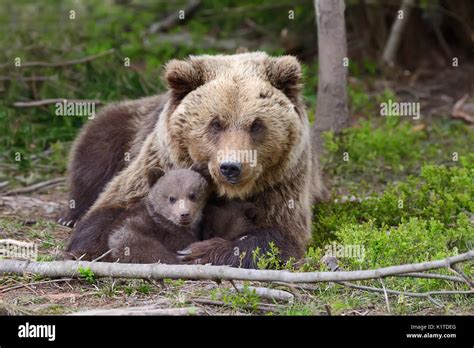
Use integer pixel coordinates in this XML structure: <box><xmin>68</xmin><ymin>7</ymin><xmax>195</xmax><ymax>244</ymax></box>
<box><xmin>169</xmin><ymin>196</ymin><xmax>176</xmax><ymax>204</ymax></box>
<box><xmin>250</xmin><ymin>119</ymin><xmax>264</xmax><ymax>133</ymax></box>
<box><xmin>188</xmin><ymin>192</ymin><xmax>196</xmax><ymax>201</ymax></box>
<box><xmin>211</xmin><ymin>120</ymin><xmax>222</xmax><ymax>132</ymax></box>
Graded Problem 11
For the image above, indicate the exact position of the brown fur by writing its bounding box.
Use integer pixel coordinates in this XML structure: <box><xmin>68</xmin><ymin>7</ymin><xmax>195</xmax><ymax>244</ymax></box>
<box><xmin>66</xmin><ymin>52</ymin><xmax>323</xmax><ymax>267</ymax></box>
<box><xmin>107</xmin><ymin>168</ymin><xmax>209</xmax><ymax>263</ymax></box>
<box><xmin>201</xmin><ymin>200</ymin><xmax>262</xmax><ymax>241</ymax></box>
<box><xmin>60</xmin><ymin>95</ymin><xmax>167</xmax><ymax>225</ymax></box>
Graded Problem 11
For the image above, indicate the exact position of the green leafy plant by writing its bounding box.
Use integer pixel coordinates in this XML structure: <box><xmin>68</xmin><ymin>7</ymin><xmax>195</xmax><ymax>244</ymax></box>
<box><xmin>78</xmin><ymin>267</ymin><xmax>96</xmax><ymax>284</ymax></box>
<box><xmin>218</xmin><ymin>282</ymin><xmax>261</xmax><ymax>312</ymax></box>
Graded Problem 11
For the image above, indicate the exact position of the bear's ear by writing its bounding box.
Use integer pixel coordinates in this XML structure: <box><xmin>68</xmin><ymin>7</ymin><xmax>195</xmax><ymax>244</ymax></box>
<box><xmin>147</xmin><ymin>167</ymin><xmax>165</xmax><ymax>188</ymax></box>
<box><xmin>265</xmin><ymin>56</ymin><xmax>302</xmax><ymax>104</ymax></box>
<box><xmin>164</xmin><ymin>59</ymin><xmax>205</xmax><ymax>100</ymax></box>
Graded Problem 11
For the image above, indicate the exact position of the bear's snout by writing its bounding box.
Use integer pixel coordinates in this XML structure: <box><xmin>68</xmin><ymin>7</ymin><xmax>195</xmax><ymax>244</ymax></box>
<box><xmin>219</xmin><ymin>162</ymin><xmax>242</xmax><ymax>183</ymax></box>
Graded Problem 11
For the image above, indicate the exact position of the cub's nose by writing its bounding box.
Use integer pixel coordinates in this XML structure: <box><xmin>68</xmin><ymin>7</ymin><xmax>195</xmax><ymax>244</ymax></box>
<box><xmin>219</xmin><ymin>162</ymin><xmax>242</xmax><ymax>180</ymax></box>
<box><xmin>180</xmin><ymin>212</ymin><xmax>190</xmax><ymax>219</ymax></box>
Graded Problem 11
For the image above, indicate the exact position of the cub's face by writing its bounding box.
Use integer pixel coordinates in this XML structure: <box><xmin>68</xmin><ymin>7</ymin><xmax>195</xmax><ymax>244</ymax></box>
<box><xmin>165</xmin><ymin>54</ymin><xmax>305</xmax><ymax>200</ymax></box>
<box><xmin>148</xmin><ymin>169</ymin><xmax>209</xmax><ymax>228</ymax></box>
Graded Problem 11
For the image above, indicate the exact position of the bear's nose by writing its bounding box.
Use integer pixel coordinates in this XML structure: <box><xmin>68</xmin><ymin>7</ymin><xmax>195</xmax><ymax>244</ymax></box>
<box><xmin>219</xmin><ymin>162</ymin><xmax>242</xmax><ymax>180</ymax></box>
<box><xmin>180</xmin><ymin>212</ymin><xmax>190</xmax><ymax>218</ymax></box>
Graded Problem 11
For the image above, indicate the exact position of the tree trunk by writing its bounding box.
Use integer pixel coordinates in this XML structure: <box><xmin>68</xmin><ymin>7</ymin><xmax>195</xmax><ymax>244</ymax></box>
<box><xmin>311</xmin><ymin>0</ymin><xmax>349</xmax><ymax>202</ymax></box>
<box><xmin>313</xmin><ymin>0</ymin><xmax>349</xmax><ymax>149</ymax></box>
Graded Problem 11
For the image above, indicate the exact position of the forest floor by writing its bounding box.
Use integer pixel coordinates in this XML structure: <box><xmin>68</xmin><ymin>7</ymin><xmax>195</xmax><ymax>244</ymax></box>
<box><xmin>0</xmin><ymin>186</ymin><xmax>472</xmax><ymax>316</ymax></box>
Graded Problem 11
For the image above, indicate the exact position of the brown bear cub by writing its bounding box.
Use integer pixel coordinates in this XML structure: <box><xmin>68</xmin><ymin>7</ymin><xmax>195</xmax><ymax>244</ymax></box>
<box><xmin>107</xmin><ymin>168</ymin><xmax>209</xmax><ymax>263</ymax></box>
<box><xmin>201</xmin><ymin>200</ymin><xmax>262</xmax><ymax>242</ymax></box>
<box><xmin>108</xmin><ymin>168</ymin><xmax>262</xmax><ymax>264</ymax></box>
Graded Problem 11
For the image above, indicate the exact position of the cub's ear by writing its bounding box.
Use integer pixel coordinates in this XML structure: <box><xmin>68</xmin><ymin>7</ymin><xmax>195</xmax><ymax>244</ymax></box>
<box><xmin>164</xmin><ymin>59</ymin><xmax>205</xmax><ymax>100</ymax></box>
<box><xmin>147</xmin><ymin>167</ymin><xmax>165</xmax><ymax>188</ymax></box>
<box><xmin>265</xmin><ymin>56</ymin><xmax>302</xmax><ymax>104</ymax></box>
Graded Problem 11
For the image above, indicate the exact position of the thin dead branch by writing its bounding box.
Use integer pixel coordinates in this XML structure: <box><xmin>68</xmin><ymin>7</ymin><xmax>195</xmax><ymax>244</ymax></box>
<box><xmin>147</xmin><ymin>0</ymin><xmax>201</xmax><ymax>34</ymax></box>
<box><xmin>70</xmin><ymin>306</ymin><xmax>202</xmax><ymax>316</ymax></box>
<box><xmin>192</xmin><ymin>298</ymin><xmax>279</xmax><ymax>313</ymax></box>
<box><xmin>3</xmin><ymin>177</ymin><xmax>66</xmax><ymax>196</ymax></box>
<box><xmin>0</xmin><ymin>49</ymin><xmax>115</xmax><ymax>69</ymax></box>
<box><xmin>0</xmin><ymin>278</ymin><xmax>74</xmax><ymax>293</ymax></box>
<box><xmin>13</xmin><ymin>99</ymin><xmax>102</xmax><ymax>108</ymax></box>
<box><xmin>451</xmin><ymin>93</ymin><xmax>474</xmax><ymax>124</ymax></box>
<box><xmin>229</xmin><ymin>285</ymin><xmax>294</xmax><ymax>303</ymax></box>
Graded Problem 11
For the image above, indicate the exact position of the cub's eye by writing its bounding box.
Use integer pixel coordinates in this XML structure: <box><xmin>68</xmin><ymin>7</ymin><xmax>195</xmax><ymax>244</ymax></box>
<box><xmin>211</xmin><ymin>120</ymin><xmax>222</xmax><ymax>131</ymax></box>
<box><xmin>169</xmin><ymin>196</ymin><xmax>176</xmax><ymax>204</ymax></box>
<box><xmin>250</xmin><ymin>120</ymin><xmax>264</xmax><ymax>132</ymax></box>
<box><xmin>189</xmin><ymin>192</ymin><xmax>196</xmax><ymax>201</ymax></box>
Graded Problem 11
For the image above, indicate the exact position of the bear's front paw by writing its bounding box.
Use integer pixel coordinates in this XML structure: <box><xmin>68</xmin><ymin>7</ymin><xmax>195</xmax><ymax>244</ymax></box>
<box><xmin>177</xmin><ymin>238</ymin><xmax>229</xmax><ymax>265</ymax></box>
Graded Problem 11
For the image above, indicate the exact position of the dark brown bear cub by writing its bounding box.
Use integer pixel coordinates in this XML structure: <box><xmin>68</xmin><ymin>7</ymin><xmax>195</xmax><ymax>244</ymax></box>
<box><xmin>201</xmin><ymin>200</ymin><xmax>263</xmax><ymax>241</ymax></box>
<box><xmin>108</xmin><ymin>168</ymin><xmax>209</xmax><ymax>263</ymax></box>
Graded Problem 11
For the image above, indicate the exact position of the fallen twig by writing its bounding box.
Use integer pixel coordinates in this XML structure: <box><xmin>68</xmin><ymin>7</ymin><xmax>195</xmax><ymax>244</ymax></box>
<box><xmin>192</xmin><ymin>298</ymin><xmax>279</xmax><ymax>313</ymax></box>
<box><xmin>0</xmin><ymin>75</ymin><xmax>56</xmax><ymax>82</ymax></box>
<box><xmin>380</xmin><ymin>279</ymin><xmax>391</xmax><ymax>313</ymax></box>
<box><xmin>0</xmin><ymin>195</ymin><xmax>61</xmax><ymax>215</ymax></box>
<box><xmin>70</xmin><ymin>306</ymin><xmax>202</xmax><ymax>316</ymax></box>
<box><xmin>3</xmin><ymin>177</ymin><xmax>66</xmax><ymax>196</ymax></box>
<box><xmin>13</xmin><ymin>99</ymin><xmax>102</xmax><ymax>108</ymax></box>
<box><xmin>0</xmin><ymin>49</ymin><xmax>115</xmax><ymax>69</ymax></box>
<box><xmin>0</xmin><ymin>181</ymin><xmax>9</xmax><ymax>191</ymax></box>
<box><xmin>320</xmin><ymin>255</ymin><xmax>472</xmax><ymax>308</ymax></box>
<box><xmin>396</xmin><ymin>272</ymin><xmax>464</xmax><ymax>283</ymax></box>
<box><xmin>448</xmin><ymin>263</ymin><xmax>473</xmax><ymax>288</ymax></box>
<box><xmin>0</xmin><ymin>251</ymin><xmax>471</xmax><ymax>283</ymax></box>
<box><xmin>147</xmin><ymin>0</ymin><xmax>201</xmax><ymax>34</ymax></box>
<box><xmin>229</xmin><ymin>285</ymin><xmax>294</xmax><ymax>303</ymax></box>
<box><xmin>332</xmin><ymin>282</ymin><xmax>472</xmax><ymax>308</ymax></box>
<box><xmin>0</xmin><ymin>278</ymin><xmax>74</xmax><ymax>293</ymax></box>
<box><xmin>451</xmin><ymin>93</ymin><xmax>474</xmax><ymax>124</ymax></box>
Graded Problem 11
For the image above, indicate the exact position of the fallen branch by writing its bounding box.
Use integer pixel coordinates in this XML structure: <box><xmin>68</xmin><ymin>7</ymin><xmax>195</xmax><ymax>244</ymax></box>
<box><xmin>449</xmin><ymin>263</ymin><xmax>474</xmax><ymax>288</ymax></box>
<box><xmin>0</xmin><ymin>195</ymin><xmax>61</xmax><ymax>215</ymax></box>
<box><xmin>451</xmin><ymin>93</ymin><xmax>474</xmax><ymax>124</ymax></box>
<box><xmin>229</xmin><ymin>285</ymin><xmax>294</xmax><ymax>303</ymax></box>
<box><xmin>13</xmin><ymin>99</ymin><xmax>102</xmax><ymax>108</ymax></box>
<box><xmin>320</xmin><ymin>255</ymin><xmax>472</xmax><ymax>308</ymax></box>
<box><xmin>0</xmin><ymin>49</ymin><xmax>115</xmax><ymax>69</ymax></box>
<box><xmin>3</xmin><ymin>177</ymin><xmax>66</xmax><ymax>196</ymax></box>
<box><xmin>192</xmin><ymin>298</ymin><xmax>279</xmax><ymax>313</ymax></box>
<box><xmin>70</xmin><ymin>306</ymin><xmax>202</xmax><ymax>316</ymax></box>
<box><xmin>0</xmin><ymin>76</ymin><xmax>56</xmax><ymax>81</ymax></box>
<box><xmin>0</xmin><ymin>278</ymin><xmax>74</xmax><ymax>293</ymax></box>
<box><xmin>396</xmin><ymin>272</ymin><xmax>464</xmax><ymax>283</ymax></box>
<box><xmin>0</xmin><ymin>251</ymin><xmax>471</xmax><ymax>283</ymax></box>
<box><xmin>332</xmin><ymin>282</ymin><xmax>472</xmax><ymax>308</ymax></box>
<box><xmin>147</xmin><ymin>0</ymin><xmax>201</xmax><ymax>34</ymax></box>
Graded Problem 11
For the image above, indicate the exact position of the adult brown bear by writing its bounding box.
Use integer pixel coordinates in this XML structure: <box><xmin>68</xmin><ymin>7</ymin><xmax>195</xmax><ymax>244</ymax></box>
<box><xmin>63</xmin><ymin>52</ymin><xmax>326</xmax><ymax>267</ymax></box>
